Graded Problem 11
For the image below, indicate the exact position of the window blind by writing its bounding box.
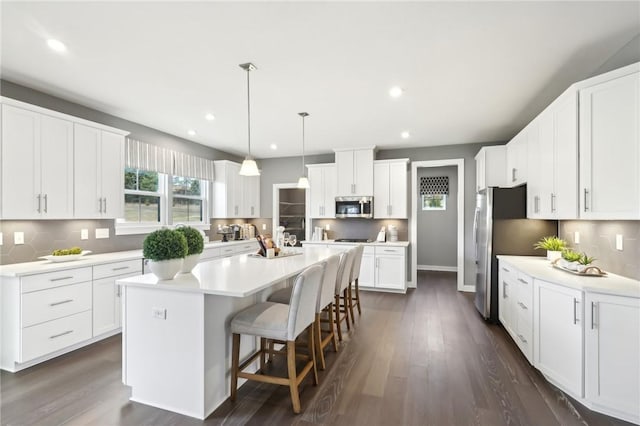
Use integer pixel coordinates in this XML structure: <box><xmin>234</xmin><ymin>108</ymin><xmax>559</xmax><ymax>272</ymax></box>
<box><xmin>420</xmin><ymin>176</ymin><xmax>449</xmax><ymax>195</ymax></box>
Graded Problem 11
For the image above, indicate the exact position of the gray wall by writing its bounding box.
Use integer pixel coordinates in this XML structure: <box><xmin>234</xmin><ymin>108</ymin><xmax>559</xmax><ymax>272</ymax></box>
<box><xmin>559</xmin><ymin>220</ymin><xmax>640</xmax><ymax>280</ymax></box>
<box><xmin>594</xmin><ymin>33</ymin><xmax>640</xmax><ymax>76</ymax></box>
<box><xmin>416</xmin><ymin>166</ymin><xmax>457</xmax><ymax>268</ymax></box>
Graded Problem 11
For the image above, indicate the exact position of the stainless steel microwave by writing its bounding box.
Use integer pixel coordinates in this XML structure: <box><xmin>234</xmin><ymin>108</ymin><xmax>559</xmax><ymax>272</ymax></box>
<box><xmin>335</xmin><ymin>196</ymin><xmax>373</xmax><ymax>219</ymax></box>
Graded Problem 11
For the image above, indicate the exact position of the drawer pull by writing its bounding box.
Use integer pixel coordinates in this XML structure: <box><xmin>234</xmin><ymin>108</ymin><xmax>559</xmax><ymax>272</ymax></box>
<box><xmin>50</xmin><ymin>276</ymin><xmax>74</xmax><ymax>282</ymax></box>
<box><xmin>49</xmin><ymin>299</ymin><xmax>74</xmax><ymax>307</ymax></box>
<box><xmin>517</xmin><ymin>278</ymin><xmax>528</xmax><ymax>284</ymax></box>
<box><xmin>501</xmin><ymin>267</ymin><xmax>510</xmax><ymax>272</ymax></box>
<box><xmin>518</xmin><ymin>302</ymin><xmax>528</xmax><ymax>310</ymax></box>
<box><xmin>517</xmin><ymin>334</ymin><xmax>528</xmax><ymax>344</ymax></box>
<box><xmin>224</xmin><ymin>249</ymin><xmax>233</xmax><ymax>252</ymax></box>
<box><xmin>112</xmin><ymin>266</ymin><xmax>129</xmax><ymax>271</ymax></box>
<box><xmin>49</xmin><ymin>330</ymin><xmax>73</xmax><ymax>339</ymax></box>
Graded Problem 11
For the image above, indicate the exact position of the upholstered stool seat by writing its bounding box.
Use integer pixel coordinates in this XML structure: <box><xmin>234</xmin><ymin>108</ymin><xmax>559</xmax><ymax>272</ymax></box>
<box><xmin>231</xmin><ymin>302</ymin><xmax>289</xmax><ymax>340</ymax></box>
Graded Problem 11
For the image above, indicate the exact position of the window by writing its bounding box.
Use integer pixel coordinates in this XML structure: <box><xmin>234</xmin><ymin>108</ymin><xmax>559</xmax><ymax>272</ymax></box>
<box><xmin>171</xmin><ymin>176</ymin><xmax>205</xmax><ymax>223</ymax></box>
<box><xmin>124</xmin><ymin>168</ymin><xmax>162</xmax><ymax>223</ymax></box>
<box><xmin>422</xmin><ymin>194</ymin><xmax>447</xmax><ymax>211</ymax></box>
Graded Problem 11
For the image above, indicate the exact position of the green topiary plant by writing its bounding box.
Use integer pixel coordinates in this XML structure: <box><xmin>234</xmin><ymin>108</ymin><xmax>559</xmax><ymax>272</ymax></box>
<box><xmin>175</xmin><ymin>226</ymin><xmax>204</xmax><ymax>256</ymax></box>
<box><xmin>561</xmin><ymin>249</ymin><xmax>582</xmax><ymax>262</ymax></box>
<box><xmin>143</xmin><ymin>229</ymin><xmax>188</xmax><ymax>261</ymax></box>
<box><xmin>534</xmin><ymin>236</ymin><xmax>568</xmax><ymax>252</ymax></box>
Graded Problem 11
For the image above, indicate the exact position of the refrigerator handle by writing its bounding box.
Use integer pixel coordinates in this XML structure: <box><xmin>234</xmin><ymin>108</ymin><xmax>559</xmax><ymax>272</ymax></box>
<box><xmin>473</xmin><ymin>207</ymin><xmax>479</xmax><ymax>263</ymax></box>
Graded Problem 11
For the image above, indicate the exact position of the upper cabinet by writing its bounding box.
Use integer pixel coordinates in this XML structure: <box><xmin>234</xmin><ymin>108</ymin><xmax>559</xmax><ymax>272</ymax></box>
<box><xmin>475</xmin><ymin>146</ymin><xmax>506</xmax><ymax>191</ymax></box>
<box><xmin>373</xmin><ymin>159</ymin><xmax>408</xmax><ymax>218</ymax></box>
<box><xmin>212</xmin><ymin>160</ymin><xmax>260</xmax><ymax>219</ymax></box>
<box><xmin>74</xmin><ymin>124</ymin><xmax>125</xmax><ymax>218</ymax></box>
<box><xmin>505</xmin><ymin>129</ymin><xmax>528</xmax><ymax>187</ymax></box>
<box><xmin>1</xmin><ymin>104</ymin><xmax>74</xmax><ymax>219</ymax></box>
<box><xmin>578</xmin><ymin>67</ymin><xmax>640</xmax><ymax>219</ymax></box>
<box><xmin>335</xmin><ymin>148</ymin><xmax>374</xmax><ymax>196</ymax></box>
<box><xmin>307</xmin><ymin>163</ymin><xmax>336</xmax><ymax>218</ymax></box>
<box><xmin>241</xmin><ymin>175</ymin><xmax>260</xmax><ymax>218</ymax></box>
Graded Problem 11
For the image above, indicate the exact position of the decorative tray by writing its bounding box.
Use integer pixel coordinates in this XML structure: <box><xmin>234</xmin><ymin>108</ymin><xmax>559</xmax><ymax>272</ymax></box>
<box><xmin>249</xmin><ymin>251</ymin><xmax>302</xmax><ymax>260</ymax></box>
<box><xmin>39</xmin><ymin>250</ymin><xmax>92</xmax><ymax>263</ymax></box>
<box><xmin>551</xmin><ymin>259</ymin><xmax>607</xmax><ymax>277</ymax></box>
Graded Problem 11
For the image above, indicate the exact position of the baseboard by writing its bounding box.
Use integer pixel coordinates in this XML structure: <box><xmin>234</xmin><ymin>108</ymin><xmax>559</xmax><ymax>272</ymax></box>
<box><xmin>417</xmin><ymin>264</ymin><xmax>458</xmax><ymax>272</ymax></box>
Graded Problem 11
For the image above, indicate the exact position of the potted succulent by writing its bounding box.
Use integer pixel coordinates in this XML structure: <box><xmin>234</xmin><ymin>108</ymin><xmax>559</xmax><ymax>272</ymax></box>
<box><xmin>577</xmin><ymin>253</ymin><xmax>596</xmax><ymax>272</ymax></box>
<box><xmin>143</xmin><ymin>229</ymin><xmax>188</xmax><ymax>280</ymax></box>
<box><xmin>559</xmin><ymin>248</ymin><xmax>582</xmax><ymax>270</ymax></box>
<box><xmin>175</xmin><ymin>226</ymin><xmax>204</xmax><ymax>273</ymax></box>
<box><xmin>534</xmin><ymin>236</ymin><xmax>568</xmax><ymax>261</ymax></box>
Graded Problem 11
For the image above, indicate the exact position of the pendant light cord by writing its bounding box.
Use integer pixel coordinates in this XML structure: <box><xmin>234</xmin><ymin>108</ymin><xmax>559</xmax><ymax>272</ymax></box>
<box><xmin>246</xmin><ymin>68</ymin><xmax>251</xmax><ymax>157</ymax></box>
<box><xmin>301</xmin><ymin>115</ymin><xmax>305</xmax><ymax>176</ymax></box>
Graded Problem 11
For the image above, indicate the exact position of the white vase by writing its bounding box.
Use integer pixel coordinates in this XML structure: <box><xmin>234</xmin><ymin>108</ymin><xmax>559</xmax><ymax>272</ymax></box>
<box><xmin>180</xmin><ymin>253</ymin><xmax>200</xmax><ymax>273</ymax></box>
<box><xmin>547</xmin><ymin>250</ymin><xmax>562</xmax><ymax>261</ymax></box>
<box><xmin>149</xmin><ymin>258</ymin><xmax>183</xmax><ymax>280</ymax></box>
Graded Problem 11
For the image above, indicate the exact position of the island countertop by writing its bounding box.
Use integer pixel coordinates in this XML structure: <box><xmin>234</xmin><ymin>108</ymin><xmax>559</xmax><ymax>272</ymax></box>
<box><xmin>117</xmin><ymin>246</ymin><xmax>345</xmax><ymax>298</ymax></box>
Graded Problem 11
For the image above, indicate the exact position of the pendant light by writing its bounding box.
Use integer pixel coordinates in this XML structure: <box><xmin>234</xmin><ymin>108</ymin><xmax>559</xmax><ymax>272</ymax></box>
<box><xmin>238</xmin><ymin>62</ymin><xmax>260</xmax><ymax>176</ymax></box>
<box><xmin>297</xmin><ymin>112</ymin><xmax>310</xmax><ymax>189</ymax></box>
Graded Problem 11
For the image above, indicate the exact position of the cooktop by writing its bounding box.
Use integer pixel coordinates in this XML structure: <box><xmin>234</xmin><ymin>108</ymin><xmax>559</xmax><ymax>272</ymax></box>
<box><xmin>334</xmin><ymin>238</ymin><xmax>372</xmax><ymax>243</ymax></box>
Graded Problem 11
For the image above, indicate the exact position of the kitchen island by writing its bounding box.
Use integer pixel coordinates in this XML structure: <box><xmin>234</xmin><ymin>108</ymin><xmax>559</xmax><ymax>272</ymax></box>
<box><xmin>116</xmin><ymin>246</ymin><xmax>343</xmax><ymax>420</ymax></box>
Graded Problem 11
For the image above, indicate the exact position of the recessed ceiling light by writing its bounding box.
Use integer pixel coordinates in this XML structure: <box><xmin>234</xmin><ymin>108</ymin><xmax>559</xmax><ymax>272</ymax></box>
<box><xmin>47</xmin><ymin>39</ymin><xmax>67</xmax><ymax>53</ymax></box>
<box><xmin>401</xmin><ymin>131</ymin><xmax>410</xmax><ymax>139</ymax></box>
<box><xmin>205</xmin><ymin>113</ymin><xmax>215</xmax><ymax>121</ymax></box>
<box><xmin>270</xmin><ymin>144</ymin><xmax>278</xmax><ymax>150</ymax></box>
<box><xmin>188</xmin><ymin>130</ymin><xmax>197</xmax><ymax>136</ymax></box>
<box><xmin>389</xmin><ymin>86</ymin><xmax>403</xmax><ymax>98</ymax></box>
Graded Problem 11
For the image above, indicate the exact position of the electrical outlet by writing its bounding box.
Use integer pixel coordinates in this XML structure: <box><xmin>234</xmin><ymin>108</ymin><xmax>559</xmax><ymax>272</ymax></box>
<box><xmin>616</xmin><ymin>234</ymin><xmax>623</xmax><ymax>251</ymax></box>
<box><xmin>325</xmin><ymin>224</ymin><xmax>331</xmax><ymax>231</ymax></box>
<box><xmin>0</xmin><ymin>232</ymin><xmax>3</xmax><ymax>246</ymax></box>
<box><xmin>81</xmin><ymin>229</ymin><xmax>89</xmax><ymax>240</ymax></box>
<box><xmin>574</xmin><ymin>231</ymin><xmax>580</xmax><ymax>244</ymax></box>
<box><xmin>262</xmin><ymin>223</ymin><xmax>267</xmax><ymax>231</ymax></box>
<box><xmin>95</xmin><ymin>228</ymin><xmax>109</xmax><ymax>239</ymax></box>
<box><xmin>14</xmin><ymin>231</ymin><xmax>24</xmax><ymax>245</ymax></box>
<box><xmin>152</xmin><ymin>307</ymin><xmax>167</xmax><ymax>320</ymax></box>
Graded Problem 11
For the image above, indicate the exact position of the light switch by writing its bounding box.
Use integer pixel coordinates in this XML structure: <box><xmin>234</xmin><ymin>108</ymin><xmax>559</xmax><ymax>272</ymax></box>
<box><xmin>95</xmin><ymin>228</ymin><xmax>109</xmax><ymax>239</ymax></box>
<box><xmin>325</xmin><ymin>224</ymin><xmax>331</xmax><ymax>231</ymax></box>
<box><xmin>0</xmin><ymin>232</ymin><xmax>3</xmax><ymax>246</ymax></box>
<box><xmin>152</xmin><ymin>307</ymin><xmax>167</xmax><ymax>320</ymax></box>
<box><xmin>574</xmin><ymin>231</ymin><xmax>580</xmax><ymax>244</ymax></box>
<box><xmin>616</xmin><ymin>234</ymin><xmax>623</xmax><ymax>251</ymax></box>
<box><xmin>14</xmin><ymin>231</ymin><xmax>24</xmax><ymax>245</ymax></box>
<box><xmin>262</xmin><ymin>223</ymin><xmax>267</xmax><ymax>231</ymax></box>
<box><xmin>81</xmin><ymin>229</ymin><xmax>89</xmax><ymax>240</ymax></box>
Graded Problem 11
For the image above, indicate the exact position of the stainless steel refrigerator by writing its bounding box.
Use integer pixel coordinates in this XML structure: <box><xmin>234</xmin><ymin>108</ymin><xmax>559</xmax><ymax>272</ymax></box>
<box><xmin>474</xmin><ymin>185</ymin><xmax>557</xmax><ymax>322</ymax></box>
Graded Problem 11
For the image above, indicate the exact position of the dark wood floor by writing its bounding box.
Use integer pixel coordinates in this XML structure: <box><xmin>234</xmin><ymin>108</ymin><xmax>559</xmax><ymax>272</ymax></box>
<box><xmin>1</xmin><ymin>271</ymin><xmax>632</xmax><ymax>426</ymax></box>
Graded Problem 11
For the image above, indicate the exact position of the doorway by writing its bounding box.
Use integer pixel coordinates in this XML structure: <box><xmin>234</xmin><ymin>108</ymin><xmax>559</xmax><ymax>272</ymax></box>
<box><xmin>272</xmin><ymin>183</ymin><xmax>306</xmax><ymax>246</ymax></box>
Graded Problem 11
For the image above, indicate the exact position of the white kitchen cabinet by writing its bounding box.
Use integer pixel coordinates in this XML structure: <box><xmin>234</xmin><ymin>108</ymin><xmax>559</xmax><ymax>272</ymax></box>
<box><xmin>212</xmin><ymin>161</ymin><xmax>260</xmax><ymax>219</ymax></box>
<box><xmin>375</xmin><ymin>247</ymin><xmax>406</xmax><ymax>290</ymax></box>
<box><xmin>498</xmin><ymin>263</ymin><xmax>516</xmax><ymax>337</ymax></box>
<box><xmin>358</xmin><ymin>248</ymin><xmax>376</xmax><ymax>289</ymax></box>
<box><xmin>307</xmin><ymin>163</ymin><xmax>336</xmax><ymax>218</ymax></box>
<box><xmin>474</xmin><ymin>146</ymin><xmax>506</xmax><ymax>191</ymax></box>
<box><xmin>1</xmin><ymin>104</ymin><xmax>74</xmax><ymax>219</ymax></box>
<box><xmin>579</xmin><ymin>67</ymin><xmax>640</xmax><ymax>219</ymax></box>
<box><xmin>585</xmin><ymin>293</ymin><xmax>640</xmax><ymax>424</ymax></box>
<box><xmin>505</xmin><ymin>130</ymin><xmax>528</xmax><ymax>187</ymax></box>
<box><xmin>74</xmin><ymin>123</ymin><xmax>124</xmax><ymax>218</ymax></box>
<box><xmin>241</xmin><ymin>175</ymin><xmax>260</xmax><ymax>218</ymax></box>
<box><xmin>534</xmin><ymin>279</ymin><xmax>583</xmax><ymax>398</ymax></box>
<box><xmin>373</xmin><ymin>159</ymin><xmax>408</xmax><ymax>218</ymax></box>
<box><xmin>93</xmin><ymin>259</ymin><xmax>142</xmax><ymax>336</ymax></box>
<box><xmin>335</xmin><ymin>148</ymin><xmax>374</xmax><ymax>196</ymax></box>
<box><xmin>498</xmin><ymin>260</ymin><xmax>534</xmax><ymax>363</ymax></box>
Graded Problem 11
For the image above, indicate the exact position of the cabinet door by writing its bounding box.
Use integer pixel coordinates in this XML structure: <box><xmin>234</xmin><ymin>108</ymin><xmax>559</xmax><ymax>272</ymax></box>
<box><xmin>226</xmin><ymin>163</ymin><xmax>240</xmax><ymax>218</ymax></box>
<box><xmin>335</xmin><ymin>150</ymin><xmax>354</xmax><ymax>195</ymax></box>
<box><xmin>1</xmin><ymin>105</ymin><xmax>40</xmax><ymax>219</ymax></box>
<box><xmin>498</xmin><ymin>264</ymin><xmax>515</xmax><ymax>337</ymax></box>
<box><xmin>242</xmin><ymin>175</ymin><xmax>260</xmax><ymax>218</ymax></box>
<box><xmin>353</xmin><ymin>149</ymin><xmax>374</xmax><ymax>195</ymax></box>
<box><xmin>359</xmin><ymin>252</ymin><xmax>375</xmax><ymax>288</ymax></box>
<box><xmin>475</xmin><ymin>150</ymin><xmax>486</xmax><ymax>192</ymax></box>
<box><xmin>585</xmin><ymin>293</ymin><xmax>640</xmax><ymax>421</ymax></box>
<box><xmin>40</xmin><ymin>115</ymin><xmax>74</xmax><ymax>219</ymax></box>
<box><xmin>74</xmin><ymin>124</ymin><xmax>101</xmax><ymax>218</ymax></box>
<box><xmin>307</xmin><ymin>167</ymin><xmax>325</xmax><ymax>218</ymax></box>
<box><xmin>375</xmin><ymin>254</ymin><xmax>405</xmax><ymax>290</ymax></box>
<box><xmin>537</xmin><ymin>115</ymin><xmax>555</xmax><ymax>216</ymax></box>
<box><xmin>553</xmin><ymin>91</ymin><xmax>578</xmax><ymax>219</ymax></box>
<box><xmin>389</xmin><ymin>162</ymin><xmax>407</xmax><ymax>218</ymax></box>
<box><xmin>100</xmin><ymin>131</ymin><xmax>124</xmax><ymax>218</ymax></box>
<box><xmin>506</xmin><ymin>133</ymin><xmax>527</xmax><ymax>186</ymax></box>
<box><xmin>93</xmin><ymin>276</ymin><xmax>118</xmax><ymax>336</ymax></box>
<box><xmin>579</xmin><ymin>71</ymin><xmax>640</xmax><ymax>219</ymax></box>
<box><xmin>373</xmin><ymin>162</ymin><xmax>389</xmax><ymax>218</ymax></box>
<box><xmin>534</xmin><ymin>280</ymin><xmax>583</xmax><ymax>397</ymax></box>
<box><xmin>322</xmin><ymin>166</ymin><xmax>336</xmax><ymax>218</ymax></box>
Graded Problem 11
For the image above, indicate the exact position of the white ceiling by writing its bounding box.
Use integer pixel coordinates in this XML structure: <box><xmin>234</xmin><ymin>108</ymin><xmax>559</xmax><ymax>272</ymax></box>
<box><xmin>2</xmin><ymin>1</ymin><xmax>639</xmax><ymax>159</ymax></box>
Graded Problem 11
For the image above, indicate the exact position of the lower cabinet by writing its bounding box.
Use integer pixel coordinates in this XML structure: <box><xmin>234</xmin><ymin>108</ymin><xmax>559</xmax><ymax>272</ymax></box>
<box><xmin>498</xmin><ymin>261</ymin><xmax>533</xmax><ymax>363</ymax></box>
<box><xmin>585</xmin><ymin>293</ymin><xmax>640</xmax><ymax>423</ymax></box>
<box><xmin>375</xmin><ymin>247</ymin><xmax>406</xmax><ymax>290</ymax></box>
<box><xmin>358</xmin><ymin>247</ymin><xmax>375</xmax><ymax>289</ymax></box>
<box><xmin>534</xmin><ymin>279</ymin><xmax>584</xmax><ymax>398</ymax></box>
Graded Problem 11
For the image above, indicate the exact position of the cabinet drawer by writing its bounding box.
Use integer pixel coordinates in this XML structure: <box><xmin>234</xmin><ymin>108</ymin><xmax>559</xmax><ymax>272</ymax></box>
<box><xmin>363</xmin><ymin>246</ymin><xmax>375</xmax><ymax>255</ymax></box>
<box><xmin>375</xmin><ymin>246</ymin><xmax>405</xmax><ymax>256</ymax></box>
<box><xmin>22</xmin><ymin>282</ymin><xmax>92</xmax><ymax>327</ymax></box>
<box><xmin>219</xmin><ymin>246</ymin><xmax>237</xmax><ymax>257</ymax></box>
<box><xmin>21</xmin><ymin>267</ymin><xmax>92</xmax><ymax>293</ymax></box>
<box><xmin>93</xmin><ymin>259</ymin><xmax>142</xmax><ymax>280</ymax></box>
<box><xmin>21</xmin><ymin>310</ymin><xmax>92</xmax><ymax>362</ymax></box>
<box><xmin>201</xmin><ymin>247</ymin><xmax>221</xmax><ymax>260</ymax></box>
<box><xmin>516</xmin><ymin>272</ymin><xmax>533</xmax><ymax>307</ymax></box>
<box><xmin>235</xmin><ymin>242</ymin><xmax>258</xmax><ymax>253</ymax></box>
<box><xmin>499</xmin><ymin>263</ymin><xmax>517</xmax><ymax>282</ymax></box>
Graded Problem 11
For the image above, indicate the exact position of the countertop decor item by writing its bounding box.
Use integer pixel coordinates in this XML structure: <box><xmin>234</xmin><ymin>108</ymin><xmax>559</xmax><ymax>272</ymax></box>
<box><xmin>39</xmin><ymin>250</ymin><xmax>92</xmax><ymax>263</ymax></box>
<box><xmin>551</xmin><ymin>258</ymin><xmax>607</xmax><ymax>277</ymax></box>
<box><xmin>175</xmin><ymin>226</ymin><xmax>205</xmax><ymax>273</ymax></box>
<box><xmin>143</xmin><ymin>228</ymin><xmax>188</xmax><ymax>280</ymax></box>
<box><xmin>534</xmin><ymin>236</ymin><xmax>568</xmax><ymax>260</ymax></box>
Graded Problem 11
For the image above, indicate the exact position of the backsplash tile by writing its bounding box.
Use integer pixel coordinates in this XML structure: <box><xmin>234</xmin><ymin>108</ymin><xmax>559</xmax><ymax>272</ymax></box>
<box><xmin>559</xmin><ymin>220</ymin><xmax>640</xmax><ymax>280</ymax></box>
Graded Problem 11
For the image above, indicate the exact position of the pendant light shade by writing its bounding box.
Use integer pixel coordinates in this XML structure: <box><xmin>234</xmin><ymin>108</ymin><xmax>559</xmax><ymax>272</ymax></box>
<box><xmin>297</xmin><ymin>112</ymin><xmax>310</xmax><ymax>189</ymax></box>
<box><xmin>239</xmin><ymin>62</ymin><xmax>260</xmax><ymax>176</ymax></box>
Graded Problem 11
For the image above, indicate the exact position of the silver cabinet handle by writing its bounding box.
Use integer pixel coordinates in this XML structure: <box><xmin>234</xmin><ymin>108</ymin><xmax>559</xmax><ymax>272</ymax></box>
<box><xmin>517</xmin><ymin>278</ymin><xmax>528</xmax><ymax>284</ymax></box>
<box><xmin>512</xmin><ymin>168</ymin><xmax>516</xmax><ymax>182</ymax></box>
<box><xmin>103</xmin><ymin>197</ymin><xmax>107</xmax><ymax>213</ymax></box>
<box><xmin>501</xmin><ymin>267</ymin><xmax>510</xmax><ymax>272</ymax></box>
<box><xmin>591</xmin><ymin>301</ymin><xmax>598</xmax><ymax>329</ymax></box>
<box><xmin>49</xmin><ymin>299</ymin><xmax>73</xmax><ymax>307</ymax></box>
<box><xmin>573</xmin><ymin>298</ymin><xmax>579</xmax><ymax>324</ymax></box>
<box><xmin>44</xmin><ymin>194</ymin><xmax>48</xmax><ymax>213</ymax></box>
<box><xmin>49</xmin><ymin>330</ymin><xmax>73</xmax><ymax>339</ymax></box>
<box><xmin>518</xmin><ymin>301</ymin><xmax>528</xmax><ymax>310</ymax></box>
<box><xmin>251</xmin><ymin>206</ymin><xmax>254</xmax><ymax>216</ymax></box>
<box><xmin>389</xmin><ymin>205</ymin><xmax>392</xmax><ymax>215</ymax></box>
<box><xmin>517</xmin><ymin>334</ymin><xmax>528</xmax><ymax>344</ymax></box>
<box><xmin>99</xmin><ymin>198</ymin><xmax>103</xmax><ymax>213</ymax></box>
<box><xmin>550</xmin><ymin>193</ymin><xmax>556</xmax><ymax>213</ymax></box>
<box><xmin>117</xmin><ymin>285</ymin><xmax>121</xmax><ymax>297</ymax></box>
<box><xmin>37</xmin><ymin>194</ymin><xmax>42</xmax><ymax>213</ymax></box>
<box><xmin>534</xmin><ymin>195</ymin><xmax>539</xmax><ymax>213</ymax></box>
<box><xmin>583</xmin><ymin>188</ymin><xmax>589</xmax><ymax>212</ymax></box>
<box><xmin>503</xmin><ymin>281</ymin><xmax>508</xmax><ymax>298</ymax></box>
<box><xmin>112</xmin><ymin>266</ymin><xmax>129</xmax><ymax>271</ymax></box>
<box><xmin>50</xmin><ymin>276</ymin><xmax>73</xmax><ymax>282</ymax></box>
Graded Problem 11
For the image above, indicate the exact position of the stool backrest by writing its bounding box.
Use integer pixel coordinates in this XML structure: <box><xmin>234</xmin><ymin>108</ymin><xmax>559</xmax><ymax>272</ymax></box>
<box><xmin>349</xmin><ymin>244</ymin><xmax>365</xmax><ymax>282</ymax></box>
<box><xmin>318</xmin><ymin>254</ymin><xmax>340</xmax><ymax>312</ymax></box>
<box><xmin>287</xmin><ymin>263</ymin><xmax>325</xmax><ymax>340</ymax></box>
<box><xmin>335</xmin><ymin>248</ymin><xmax>355</xmax><ymax>295</ymax></box>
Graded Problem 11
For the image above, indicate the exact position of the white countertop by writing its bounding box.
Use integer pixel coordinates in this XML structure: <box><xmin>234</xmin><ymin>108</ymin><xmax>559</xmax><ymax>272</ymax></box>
<box><xmin>117</xmin><ymin>246</ymin><xmax>346</xmax><ymax>297</ymax></box>
<box><xmin>497</xmin><ymin>255</ymin><xmax>640</xmax><ymax>298</ymax></box>
<box><xmin>302</xmin><ymin>240</ymin><xmax>410</xmax><ymax>247</ymax></box>
<box><xmin>0</xmin><ymin>239</ymin><xmax>257</xmax><ymax>277</ymax></box>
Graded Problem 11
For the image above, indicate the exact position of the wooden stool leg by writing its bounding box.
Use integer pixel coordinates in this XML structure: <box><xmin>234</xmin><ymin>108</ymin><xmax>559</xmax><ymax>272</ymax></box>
<box><xmin>355</xmin><ymin>278</ymin><xmax>362</xmax><ymax>315</ymax></box>
<box><xmin>308</xmin><ymin>325</ymin><xmax>318</xmax><ymax>385</ymax></box>
<box><xmin>348</xmin><ymin>284</ymin><xmax>356</xmax><ymax>324</ymax></box>
<box><xmin>343</xmin><ymin>288</ymin><xmax>351</xmax><ymax>331</ymax></box>
<box><xmin>315</xmin><ymin>313</ymin><xmax>326</xmax><ymax>370</ymax></box>
<box><xmin>268</xmin><ymin>340</ymin><xmax>274</xmax><ymax>363</ymax></box>
<box><xmin>287</xmin><ymin>340</ymin><xmax>301</xmax><ymax>413</ymax></box>
<box><xmin>334</xmin><ymin>295</ymin><xmax>343</xmax><ymax>341</ymax></box>
<box><xmin>231</xmin><ymin>333</ymin><xmax>240</xmax><ymax>401</ymax></box>
<box><xmin>328</xmin><ymin>302</ymin><xmax>339</xmax><ymax>352</ymax></box>
<box><xmin>260</xmin><ymin>337</ymin><xmax>266</xmax><ymax>371</ymax></box>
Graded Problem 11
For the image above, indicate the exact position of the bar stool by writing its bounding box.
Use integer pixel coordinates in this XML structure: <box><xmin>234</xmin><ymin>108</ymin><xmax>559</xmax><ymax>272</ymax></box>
<box><xmin>230</xmin><ymin>263</ymin><xmax>324</xmax><ymax>414</ymax></box>
<box><xmin>334</xmin><ymin>248</ymin><xmax>355</xmax><ymax>342</ymax></box>
<box><xmin>267</xmin><ymin>254</ymin><xmax>341</xmax><ymax>370</ymax></box>
<box><xmin>348</xmin><ymin>245</ymin><xmax>365</xmax><ymax>319</ymax></box>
